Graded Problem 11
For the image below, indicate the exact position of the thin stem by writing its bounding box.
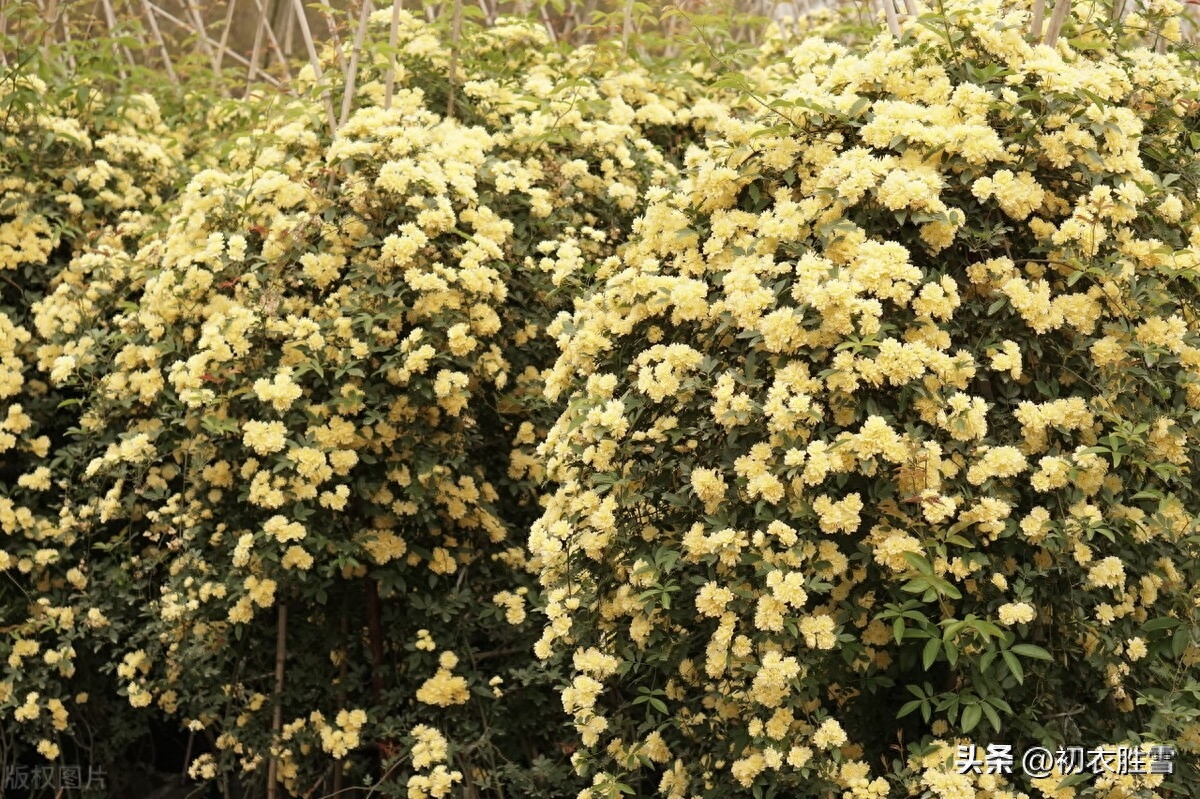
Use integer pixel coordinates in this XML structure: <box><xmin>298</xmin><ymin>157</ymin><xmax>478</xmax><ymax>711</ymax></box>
<box><xmin>266</xmin><ymin>602</ymin><xmax>288</xmax><ymax>799</ymax></box>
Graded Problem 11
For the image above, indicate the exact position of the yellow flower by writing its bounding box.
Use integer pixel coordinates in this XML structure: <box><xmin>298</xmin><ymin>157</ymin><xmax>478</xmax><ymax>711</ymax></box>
<box><xmin>242</xmin><ymin>420</ymin><xmax>288</xmax><ymax>455</ymax></box>
<box><xmin>416</xmin><ymin>669</ymin><xmax>470</xmax><ymax>707</ymax></box>
<box><xmin>253</xmin><ymin>367</ymin><xmax>303</xmax><ymax>412</ymax></box>
<box><xmin>997</xmin><ymin>602</ymin><xmax>1036</xmax><ymax>626</ymax></box>
<box><xmin>798</xmin><ymin>614</ymin><xmax>838</xmax><ymax>650</ymax></box>
<box><xmin>281</xmin><ymin>545</ymin><xmax>314</xmax><ymax>570</ymax></box>
<box><xmin>1087</xmin><ymin>557</ymin><xmax>1126</xmax><ymax>591</ymax></box>
<box><xmin>812</xmin><ymin>493</ymin><xmax>863</xmax><ymax>534</ymax></box>
<box><xmin>695</xmin><ymin>582</ymin><xmax>734</xmax><ymax>618</ymax></box>
<box><xmin>812</xmin><ymin>718</ymin><xmax>847</xmax><ymax>750</ymax></box>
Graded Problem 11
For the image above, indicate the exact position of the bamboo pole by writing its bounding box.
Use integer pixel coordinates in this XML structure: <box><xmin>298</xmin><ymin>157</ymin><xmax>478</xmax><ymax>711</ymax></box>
<box><xmin>621</xmin><ymin>0</ymin><xmax>633</xmax><ymax>53</ymax></box>
<box><xmin>1043</xmin><ymin>0</ymin><xmax>1071</xmax><ymax>45</ymax></box>
<box><xmin>339</xmin><ymin>0</ymin><xmax>373</xmax><ymax>130</ymax></box>
<box><xmin>540</xmin><ymin>1</ymin><xmax>557</xmax><ymax>42</ymax></box>
<box><xmin>42</xmin><ymin>0</ymin><xmax>56</xmax><ymax>61</ymax></box>
<box><xmin>145</xmin><ymin>3</ymin><xmax>285</xmax><ymax>87</ymax></box>
<box><xmin>1030</xmin><ymin>0</ymin><xmax>1045</xmax><ymax>40</ymax></box>
<box><xmin>58</xmin><ymin>0</ymin><xmax>76</xmax><ymax>73</ymax></box>
<box><xmin>250</xmin><ymin>0</ymin><xmax>294</xmax><ymax>84</ymax></box>
<box><xmin>247</xmin><ymin>0</ymin><xmax>268</xmax><ymax>89</ymax></box>
<box><xmin>214</xmin><ymin>0</ymin><xmax>241</xmax><ymax>75</ymax></box>
<box><xmin>181</xmin><ymin>0</ymin><xmax>230</xmax><ymax>95</ymax></box>
<box><xmin>291</xmin><ymin>0</ymin><xmax>339</xmax><ymax>133</ymax></box>
<box><xmin>447</xmin><ymin>0</ymin><xmax>463</xmax><ymax>118</ymax></box>
<box><xmin>266</xmin><ymin>603</ymin><xmax>288</xmax><ymax>799</ymax></box>
<box><xmin>140</xmin><ymin>0</ymin><xmax>178</xmax><ymax>84</ymax></box>
<box><xmin>384</xmin><ymin>0</ymin><xmax>401</xmax><ymax>109</ymax></box>
<box><xmin>882</xmin><ymin>0</ymin><xmax>902</xmax><ymax>38</ymax></box>
<box><xmin>98</xmin><ymin>0</ymin><xmax>131</xmax><ymax>79</ymax></box>
<box><xmin>317</xmin><ymin>0</ymin><xmax>349</xmax><ymax>79</ymax></box>
<box><xmin>281</xmin><ymin>0</ymin><xmax>295</xmax><ymax>55</ymax></box>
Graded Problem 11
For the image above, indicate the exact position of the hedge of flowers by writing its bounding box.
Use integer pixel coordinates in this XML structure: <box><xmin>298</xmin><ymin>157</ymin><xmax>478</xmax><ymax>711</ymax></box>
<box><xmin>532</xmin><ymin>1</ymin><xmax>1200</xmax><ymax>797</ymax></box>
<box><xmin>1</xmin><ymin>10</ymin><xmax>734</xmax><ymax>798</ymax></box>
<box><xmin>0</xmin><ymin>66</ymin><xmax>186</xmax><ymax>774</ymax></box>
<box><xmin>4</xmin><ymin>1</ymin><xmax>1200</xmax><ymax>798</ymax></box>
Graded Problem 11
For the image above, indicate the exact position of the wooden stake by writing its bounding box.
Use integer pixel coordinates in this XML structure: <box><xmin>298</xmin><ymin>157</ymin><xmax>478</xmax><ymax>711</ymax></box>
<box><xmin>1030</xmin><ymin>0</ymin><xmax>1045</xmax><ymax>39</ymax></box>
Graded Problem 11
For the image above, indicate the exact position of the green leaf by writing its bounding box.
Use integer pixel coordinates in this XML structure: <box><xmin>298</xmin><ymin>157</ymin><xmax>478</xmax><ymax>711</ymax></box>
<box><xmin>927</xmin><ymin>575</ymin><xmax>962</xmax><ymax>600</ymax></box>
<box><xmin>1143</xmin><ymin>617</ymin><xmax>1181</xmax><ymax>633</ymax></box>
<box><xmin>1056</xmin><ymin>772</ymin><xmax>1092</xmax><ymax>790</ymax></box>
<box><xmin>944</xmin><ymin>639</ymin><xmax>959</xmax><ymax>668</ymax></box>
<box><xmin>923</xmin><ymin>637</ymin><xmax>941</xmax><ymax>670</ymax></box>
<box><xmin>1172</xmin><ymin>626</ymin><xmax>1190</xmax><ymax>657</ymax></box>
<box><xmin>1002</xmin><ymin>650</ymin><xmax>1024</xmax><ymax>684</ymax></box>
<box><xmin>1010</xmin><ymin>643</ymin><xmax>1052</xmax><ymax>661</ymax></box>
<box><xmin>961</xmin><ymin>703</ymin><xmax>982</xmax><ymax>733</ymax></box>
<box><xmin>903</xmin><ymin>552</ymin><xmax>933</xmax><ymax>575</ymax></box>
<box><xmin>982</xmin><ymin>702</ymin><xmax>1002</xmax><ymax>733</ymax></box>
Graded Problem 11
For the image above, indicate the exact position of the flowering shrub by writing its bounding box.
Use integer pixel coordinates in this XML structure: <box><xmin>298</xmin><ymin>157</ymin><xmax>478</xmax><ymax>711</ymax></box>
<box><xmin>0</xmin><ymin>53</ymin><xmax>185</xmax><ymax>781</ymax></box>
<box><xmin>533</xmin><ymin>1</ymin><xmax>1200</xmax><ymax>797</ymax></box>
<box><xmin>8</xmin><ymin>2</ymin><xmax>1200</xmax><ymax>797</ymax></box>
<box><xmin>7</xmin><ymin>10</ymin><xmax>741</xmax><ymax>797</ymax></box>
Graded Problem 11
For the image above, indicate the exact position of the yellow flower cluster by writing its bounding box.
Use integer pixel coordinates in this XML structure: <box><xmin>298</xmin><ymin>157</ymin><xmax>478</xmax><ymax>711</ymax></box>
<box><xmin>529</xmin><ymin>0</ymin><xmax>1200</xmax><ymax>795</ymax></box>
<box><xmin>415</xmin><ymin>652</ymin><xmax>470</xmax><ymax>708</ymax></box>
